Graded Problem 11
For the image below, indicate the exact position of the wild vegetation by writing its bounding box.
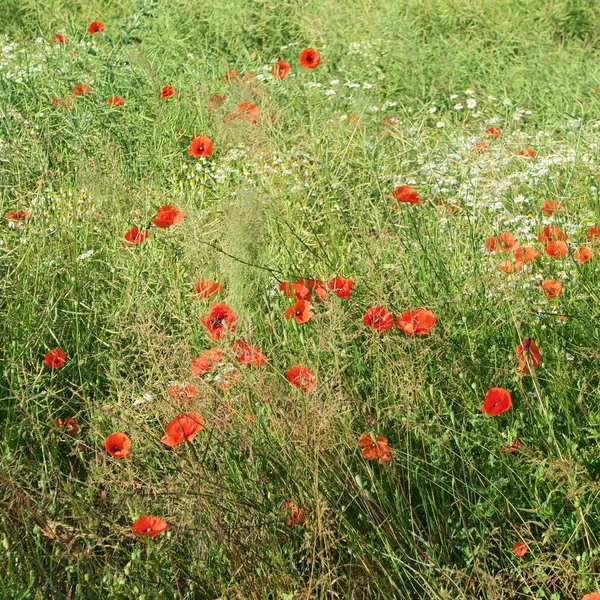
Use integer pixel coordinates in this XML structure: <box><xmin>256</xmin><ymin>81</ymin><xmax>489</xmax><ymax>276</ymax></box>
<box><xmin>1</xmin><ymin>0</ymin><xmax>600</xmax><ymax>598</ymax></box>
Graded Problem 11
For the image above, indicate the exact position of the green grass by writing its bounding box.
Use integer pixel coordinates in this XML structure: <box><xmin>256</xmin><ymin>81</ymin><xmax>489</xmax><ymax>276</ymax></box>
<box><xmin>1</xmin><ymin>0</ymin><xmax>600</xmax><ymax>598</ymax></box>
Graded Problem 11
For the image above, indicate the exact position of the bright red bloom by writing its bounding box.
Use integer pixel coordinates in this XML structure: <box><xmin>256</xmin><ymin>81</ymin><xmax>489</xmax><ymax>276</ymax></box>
<box><xmin>396</xmin><ymin>310</ymin><xmax>437</xmax><ymax>335</ymax></box>
<box><xmin>541</xmin><ymin>279</ymin><xmax>562</xmax><ymax>298</ymax></box>
<box><xmin>328</xmin><ymin>277</ymin><xmax>354</xmax><ymax>298</ymax></box>
<box><xmin>132</xmin><ymin>516</ymin><xmax>168</xmax><ymax>538</ymax></box>
<box><xmin>299</xmin><ymin>48</ymin><xmax>320</xmax><ymax>69</ymax></box>
<box><xmin>200</xmin><ymin>303</ymin><xmax>237</xmax><ymax>340</ymax></box>
<box><xmin>540</xmin><ymin>200</ymin><xmax>561</xmax><ymax>216</ymax></box>
<box><xmin>152</xmin><ymin>204</ymin><xmax>186</xmax><ymax>228</ymax></box>
<box><xmin>297</xmin><ymin>279</ymin><xmax>327</xmax><ymax>300</ymax></box>
<box><xmin>161</xmin><ymin>411</ymin><xmax>203</xmax><ymax>446</ymax></box>
<box><xmin>4</xmin><ymin>210</ymin><xmax>31</xmax><ymax>225</ymax></box>
<box><xmin>587</xmin><ymin>226</ymin><xmax>600</xmax><ymax>241</ymax></box>
<box><xmin>123</xmin><ymin>227</ymin><xmax>149</xmax><ymax>245</ymax></box>
<box><xmin>107</xmin><ymin>95</ymin><xmax>124</xmax><ymax>107</ymax></box>
<box><xmin>194</xmin><ymin>279</ymin><xmax>224</xmax><ymax>299</ymax></box>
<box><xmin>87</xmin><ymin>21</ymin><xmax>104</xmax><ymax>34</ymax></box>
<box><xmin>545</xmin><ymin>240</ymin><xmax>568</xmax><ymax>258</ymax></box>
<box><xmin>517</xmin><ymin>338</ymin><xmax>542</xmax><ymax>374</ymax></box>
<box><xmin>363</xmin><ymin>306</ymin><xmax>394</xmax><ymax>331</ymax></box>
<box><xmin>191</xmin><ymin>349</ymin><xmax>224</xmax><ymax>375</ymax></box>
<box><xmin>286</xmin><ymin>365</ymin><xmax>316</xmax><ymax>391</ymax></box>
<box><xmin>272</xmin><ymin>60</ymin><xmax>291</xmax><ymax>79</ymax></box>
<box><xmin>514</xmin><ymin>247</ymin><xmax>540</xmax><ymax>263</ymax></box>
<box><xmin>518</xmin><ymin>148</ymin><xmax>535</xmax><ymax>158</ymax></box>
<box><xmin>52</xmin><ymin>96</ymin><xmax>72</xmax><ymax>110</ymax></box>
<box><xmin>285</xmin><ymin>299</ymin><xmax>313</xmax><ymax>324</ymax></box>
<box><xmin>160</xmin><ymin>85</ymin><xmax>175</xmax><ymax>99</ymax></box>
<box><xmin>208</xmin><ymin>93</ymin><xmax>227</xmax><ymax>110</ymax></box>
<box><xmin>230</xmin><ymin>340</ymin><xmax>268</xmax><ymax>366</ymax></box>
<box><xmin>104</xmin><ymin>432</ymin><xmax>131</xmax><ymax>458</ymax></box>
<box><xmin>582</xmin><ymin>594</ymin><xmax>600</xmax><ymax>600</ymax></box>
<box><xmin>498</xmin><ymin>232</ymin><xmax>519</xmax><ymax>251</ymax></box>
<box><xmin>392</xmin><ymin>185</ymin><xmax>421</xmax><ymax>205</ymax></box>
<box><xmin>574</xmin><ymin>246</ymin><xmax>593</xmax><ymax>263</ymax></box>
<box><xmin>538</xmin><ymin>225</ymin><xmax>568</xmax><ymax>243</ymax></box>
<box><xmin>44</xmin><ymin>348</ymin><xmax>67</xmax><ymax>369</ymax></box>
<box><xmin>222</xmin><ymin>69</ymin><xmax>239</xmax><ymax>84</ymax></box>
<box><xmin>359</xmin><ymin>433</ymin><xmax>393</xmax><ymax>463</ymax></box>
<box><xmin>56</xmin><ymin>417</ymin><xmax>80</xmax><ymax>436</ymax></box>
<box><xmin>72</xmin><ymin>84</ymin><xmax>91</xmax><ymax>96</ymax></box>
<box><xmin>498</xmin><ymin>260</ymin><xmax>523</xmax><ymax>274</ymax></box>
<box><xmin>188</xmin><ymin>135</ymin><xmax>213</xmax><ymax>157</ymax></box>
<box><xmin>479</xmin><ymin>387</ymin><xmax>512</xmax><ymax>416</ymax></box>
<box><xmin>53</xmin><ymin>34</ymin><xmax>68</xmax><ymax>44</ymax></box>
<box><xmin>513</xmin><ymin>542</ymin><xmax>528</xmax><ymax>557</ymax></box>
<box><xmin>485</xmin><ymin>127</ymin><xmax>502</xmax><ymax>138</ymax></box>
<box><xmin>167</xmin><ymin>383</ymin><xmax>199</xmax><ymax>405</ymax></box>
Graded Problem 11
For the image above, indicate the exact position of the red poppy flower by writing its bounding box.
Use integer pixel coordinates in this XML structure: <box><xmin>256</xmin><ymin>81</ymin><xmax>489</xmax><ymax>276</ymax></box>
<box><xmin>538</xmin><ymin>225</ymin><xmax>568</xmax><ymax>243</ymax></box>
<box><xmin>104</xmin><ymin>432</ymin><xmax>131</xmax><ymax>458</ymax></box>
<box><xmin>151</xmin><ymin>204</ymin><xmax>186</xmax><ymax>228</ymax></box>
<box><xmin>540</xmin><ymin>200</ymin><xmax>561</xmax><ymax>216</ymax></box>
<box><xmin>363</xmin><ymin>306</ymin><xmax>394</xmax><ymax>331</ymax></box>
<box><xmin>286</xmin><ymin>365</ymin><xmax>316</xmax><ymax>391</ymax></box>
<box><xmin>485</xmin><ymin>236</ymin><xmax>499</xmax><ymax>252</ymax></box>
<box><xmin>188</xmin><ymin>135</ymin><xmax>213</xmax><ymax>157</ymax></box>
<box><xmin>72</xmin><ymin>84</ymin><xmax>91</xmax><ymax>96</ymax></box>
<box><xmin>52</xmin><ymin>96</ymin><xmax>71</xmax><ymax>110</ymax></box>
<box><xmin>200</xmin><ymin>303</ymin><xmax>237</xmax><ymax>340</ymax></box>
<box><xmin>224</xmin><ymin>101</ymin><xmax>259</xmax><ymax>125</ymax></box>
<box><xmin>272</xmin><ymin>60</ymin><xmax>291</xmax><ymax>79</ymax></box>
<box><xmin>285</xmin><ymin>299</ymin><xmax>313</xmax><ymax>324</ymax></box>
<box><xmin>53</xmin><ymin>34</ymin><xmax>68</xmax><ymax>44</ymax></box>
<box><xmin>574</xmin><ymin>246</ymin><xmax>593</xmax><ymax>263</ymax></box>
<box><xmin>222</xmin><ymin>69</ymin><xmax>239</xmax><ymax>84</ymax></box>
<box><xmin>545</xmin><ymin>240</ymin><xmax>568</xmax><ymax>258</ymax></box>
<box><xmin>132</xmin><ymin>516</ymin><xmax>168</xmax><ymax>538</ymax></box>
<box><xmin>514</xmin><ymin>247</ymin><xmax>540</xmax><ymax>263</ymax></box>
<box><xmin>587</xmin><ymin>226</ymin><xmax>600</xmax><ymax>241</ymax></box>
<box><xmin>208</xmin><ymin>93</ymin><xmax>227</xmax><ymax>110</ymax></box>
<box><xmin>299</xmin><ymin>48</ymin><xmax>320</xmax><ymax>69</ymax></box>
<box><xmin>123</xmin><ymin>226</ymin><xmax>149</xmax><ymax>245</ymax></box>
<box><xmin>87</xmin><ymin>21</ymin><xmax>104</xmax><ymax>34</ymax></box>
<box><xmin>517</xmin><ymin>338</ymin><xmax>542</xmax><ymax>374</ymax></box>
<box><xmin>191</xmin><ymin>349</ymin><xmax>224</xmax><ymax>375</ymax></box>
<box><xmin>396</xmin><ymin>310</ymin><xmax>437</xmax><ymax>335</ymax></box>
<box><xmin>44</xmin><ymin>348</ymin><xmax>67</xmax><ymax>369</ymax></box>
<box><xmin>194</xmin><ymin>279</ymin><xmax>224</xmax><ymax>299</ymax></box>
<box><xmin>513</xmin><ymin>542</ymin><xmax>528</xmax><ymax>557</ymax></box>
<box><xmin>161</xmin><ymin>411</ymin><xmax>203</xmax><ymax>446</ymax></box>
<box><xmin>328</xmin><ymin>277</ymin><xmax>354</xmax><ymax>298</ymax></box>
<box><xmin>498</xmin><ymin>260</ymin><xmax>523</xmax><ymax>274</ymax></box>
<box><xmin>472</xmin><ymin>140</ymin><xmax>489</xmax><ymax>154</ymax></box>
<box><xmin>160</xmin><ymin>85</ymin><xmax>175</xmax><ymax>99</ymax></box>
<box><xmin>297</xmin><ymin>278</ymin><xmax>327</xmax><ymax>300</ymax></box>
<box><xmin>479</xmin><ymin>387</ymin><xmax>512</xmax><ymax>416</ymax></box>
<box><xmin>358</xmin><ymin>433</ymin><xmax>393</xmax><ymax>463</ymax></box>
<box><xmin>4</xmin><ymin>210</ymin><xmax>31</xmax><ymax>225</ymax></box>
<box><xmin>56</xmin><ymin>417</ymin><xmax>80</xmax><ymax>436</ymax></box>
<box><xmin>485</xmin><ymin>127</ymin><xmax>502</xmax><ymax>138</ymax></box>
<box><xmin>501</xmin><ymin>437</ymin><xmax>518</xmax><ymax>455</ymax></box>
<box><xmin>541</xmin><ymin>279</ymin><xmax>562</xmax><ymax>298</ymax></box>
<box><xmin>497</xmin><ymin>232</ymin><xmax>519</xmax><ymax>251</ymax></box>
<box><xmin>167</xmin><ymin>383</ymin><xmax>199</xmax><ymax>405</ymax></box>
<box><xmin>518</xmin><ymin>148</ymin><xmax>535</xmax><ymax>158</ymax></box>
<box><xmin>284</xmin><ymin>501</ymin><xmax>306</xmax><ymax>527</ymax></box>
<box><xmin>230</xmin><ymin>340</ymin><xmax>267</xmax><ymax>366</ymax></box>
<box><xmin>392</xmin><ymin>185</ymin><xmax>421</xmax><ymax>205</ymax></box>
<box><xmin>582</xmin><ymin>594</ymin><xmax>600</xmax><ymax>600</ymax></box>
<box><xmin>107</xmin><ymin>95</ymin><xmax>124</xmax><ymax>107</ymax></box>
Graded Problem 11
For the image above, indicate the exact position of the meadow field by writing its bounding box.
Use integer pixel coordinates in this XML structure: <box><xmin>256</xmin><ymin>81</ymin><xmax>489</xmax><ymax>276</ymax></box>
<box><xmin>1</xmin><ymin>0</ymin><xmax>600</xmax><ymax>598</ymax></box>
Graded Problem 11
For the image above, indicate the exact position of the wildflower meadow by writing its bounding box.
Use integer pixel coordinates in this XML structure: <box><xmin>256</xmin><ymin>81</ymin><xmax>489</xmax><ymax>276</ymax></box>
<box><xmin>1</xmin><ymin>0</ymin><xmax>600</xmax><ymax>598</ymax></box>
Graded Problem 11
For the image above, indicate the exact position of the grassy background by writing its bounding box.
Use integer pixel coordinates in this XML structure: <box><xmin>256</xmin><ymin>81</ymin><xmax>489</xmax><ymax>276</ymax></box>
<box><xmin>1</xmin><ymin>0</ymin><xmax>600</xmax><ymax>598</ymax></box>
